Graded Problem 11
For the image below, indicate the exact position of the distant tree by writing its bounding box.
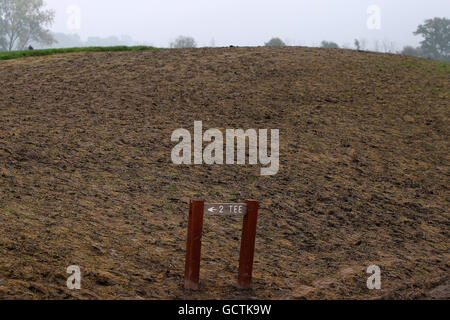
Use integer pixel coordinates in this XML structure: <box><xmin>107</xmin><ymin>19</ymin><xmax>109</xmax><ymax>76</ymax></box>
<box><xmin>0</xmin><ymin>0</ymin><xmax>55</xmax><ymax>51</ymax></box>
<box><xmin>265</xmin><ymin>37</ymin><xmax>286</xmax><ymax>47</ymax></box>
<box><xmin>354</xmin><ymin>38</ymin><xmax>367</xmax><ymax>51</ymax></box>
<box><xmin>400</xmin><ymin>46</ymin><xmax>424</xmax><ymax>58</ymax></box>
<box><xmin>0</xmin><ymin>34</ymin><xmax>6</xmax><ymax>51</ymax></box>
<box><xmin>321</xmin><ymin>41</ymin><xmax>339</xmax><ymax>49</ymax></box>
<box><xmin>85</xmin><ymin>36</ymin><xmax>127</xmax><ymax>47</ymax></box>
<box><xmin>341</xmin><ymin>43</ymin><xmax>352</xmax><ymax>49</ymax></box>
<box><xmin>414</xmin><ymin>17</ymin><xmax>450</xmax><ymax>61</ymax></box>
<box><xmin>170</xmin><ymin>36</ymin><xmax>197</xmax><ymax>49</ymax></box>
<box><xmin>43</xmin><ymin>32</ymin><xmax>82</xmax><ymax>49</ymax></box>
<box><xmin>31</xmin><ymin>32</ymin><xmax>139</xmax><ymax>49</ymax></box>
<box><xmin>373</xmin><ymin>39</ymin><xmax>381</xmax><ymax>52</ymax></box>
<box><xmin>381</xmin><ymin>39</ymin><xmax>396</xmax><ymax>53</ymax></box>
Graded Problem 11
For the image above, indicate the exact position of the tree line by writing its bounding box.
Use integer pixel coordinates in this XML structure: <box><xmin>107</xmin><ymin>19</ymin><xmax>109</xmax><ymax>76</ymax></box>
<box><xmin>1</xmin><ymin>0</ymin><xmax>449</xmax><ymax>61</ymax></box>
<box><xmin>262</xmin><ymin>17</ymin><xmax>449</xmax><ymax>62</ymax></box>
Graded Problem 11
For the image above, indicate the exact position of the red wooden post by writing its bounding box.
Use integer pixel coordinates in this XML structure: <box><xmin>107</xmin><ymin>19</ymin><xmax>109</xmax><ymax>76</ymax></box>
<box><xmin>184</xmin><ymin>200</ymin><xmax>205</xmax><ymax>290</ymax></box>
<box><xmin>238</xmin><ymin>200</ymin><xmax>259</xmax><ymax>289</ymax></box>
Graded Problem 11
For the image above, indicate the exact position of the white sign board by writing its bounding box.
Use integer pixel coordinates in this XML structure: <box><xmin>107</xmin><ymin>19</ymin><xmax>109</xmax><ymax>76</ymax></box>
<box><xmin>204</xmin><ymin>203</ymin><xmax>248</xmax><ymax>216</ymax></box>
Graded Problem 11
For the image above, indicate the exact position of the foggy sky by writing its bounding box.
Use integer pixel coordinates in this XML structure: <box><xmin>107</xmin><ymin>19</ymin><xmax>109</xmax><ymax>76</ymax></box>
<box><xmin>44</xmin><ymin>0</ymin><xmax>450</xmax><ymax>49</ymax></box>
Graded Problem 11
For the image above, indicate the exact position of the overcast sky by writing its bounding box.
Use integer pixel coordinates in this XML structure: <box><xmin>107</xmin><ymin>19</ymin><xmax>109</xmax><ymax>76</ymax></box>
<box><xmin>44</xmin><ymin>0</ymin><xmax>449</xmax><ymax>49</ymax></box>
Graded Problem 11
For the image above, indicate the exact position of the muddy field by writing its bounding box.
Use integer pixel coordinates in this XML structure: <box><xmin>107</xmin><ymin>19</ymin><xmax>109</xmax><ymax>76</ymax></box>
<box><xmin>0</xmin><ymin>47</ymin><xmax>448</xmax><ymax>299</ymax></box>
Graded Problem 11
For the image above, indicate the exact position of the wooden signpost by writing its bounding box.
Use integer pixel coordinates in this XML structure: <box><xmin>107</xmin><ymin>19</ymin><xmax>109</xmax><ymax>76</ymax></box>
<box><xmin>184</xmin><ymin>199</ymin><xmax>259</xmax><ymax>290</ymax></box>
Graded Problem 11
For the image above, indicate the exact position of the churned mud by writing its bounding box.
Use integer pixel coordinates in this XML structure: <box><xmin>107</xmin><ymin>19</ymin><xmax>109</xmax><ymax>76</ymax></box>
<box><xmin>0</xmin><ymin>47</ymin><xmax>448</xmax><ymax>299</ymax></box>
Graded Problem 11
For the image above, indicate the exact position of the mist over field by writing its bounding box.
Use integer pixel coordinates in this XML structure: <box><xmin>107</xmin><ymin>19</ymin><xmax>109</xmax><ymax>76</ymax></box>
<box><xmin>0</xmin><ymin>0</ymin><xmax>449</xmax><ymax>304</ymax></box>
<box><xmin>43</xmin><ymin>0</ymin><xmax>449</xmax><ymax>49</ymax></box>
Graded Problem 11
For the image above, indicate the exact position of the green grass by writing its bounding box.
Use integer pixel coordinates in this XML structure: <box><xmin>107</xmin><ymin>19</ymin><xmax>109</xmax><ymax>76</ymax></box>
<box><xmin>0</xmin><ymin>46</ymin><xmax>155</xmax><ymax>61</ymax></box>
<box><xmin>400</xmin><ymin>56</ymin><xmax>450</xmax><ymax>74</ymax></box>
<box><xmin>420</xmin><ymin>59</ymin><xmax>450</xmax><ymax>74</ymax></box>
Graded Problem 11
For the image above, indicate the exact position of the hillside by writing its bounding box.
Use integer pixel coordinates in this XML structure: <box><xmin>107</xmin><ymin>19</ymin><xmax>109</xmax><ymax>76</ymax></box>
<box><xmin>0</xmin><ymin>47</ymin><xmax>448</xmax><ymax>299</ymax></box>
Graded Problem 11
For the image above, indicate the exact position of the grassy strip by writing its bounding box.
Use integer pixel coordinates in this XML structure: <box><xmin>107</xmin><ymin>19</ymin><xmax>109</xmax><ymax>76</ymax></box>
<box><xmin>0</xmin><ymin>46</ymin><xmax>155</xmax><ymax>61</ymax></box>
<box><xmin>423</xmin><ymin>59</ymin><xmax>450</xmax><ymax>73</ymax></box>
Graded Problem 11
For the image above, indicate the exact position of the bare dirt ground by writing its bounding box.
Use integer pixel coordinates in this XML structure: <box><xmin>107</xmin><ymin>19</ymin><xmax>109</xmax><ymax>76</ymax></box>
<box><xmin>0</xmin><ymin>47</ymin><xmax>448</xmax><ymax>300</ymax></box>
